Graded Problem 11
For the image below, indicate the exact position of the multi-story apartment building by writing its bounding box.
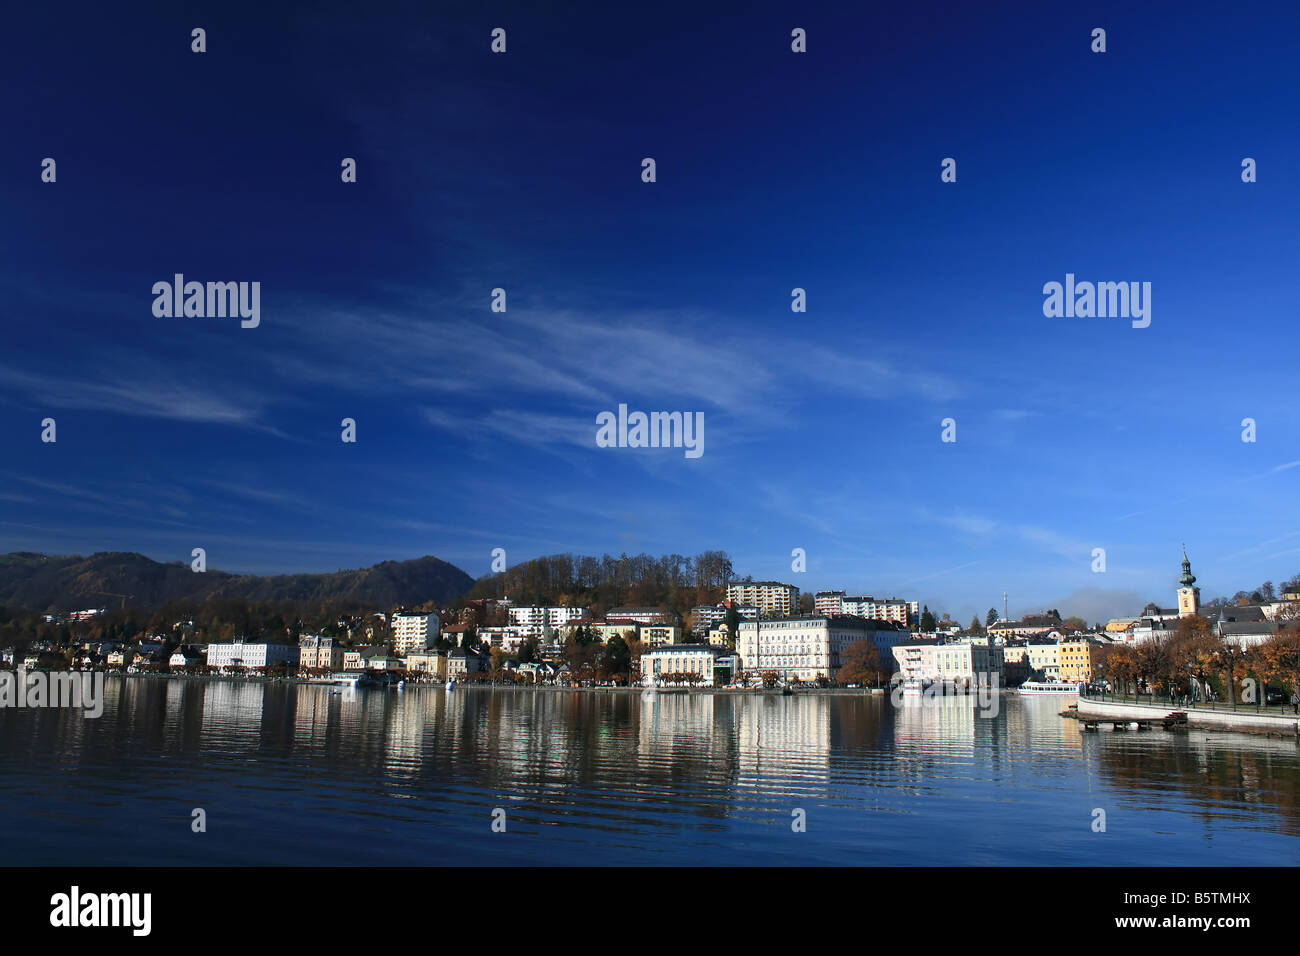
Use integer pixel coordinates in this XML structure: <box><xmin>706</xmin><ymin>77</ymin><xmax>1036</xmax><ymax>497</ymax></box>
<box><xmin>839</xmin><ymin>597</ymin><xmax>919</xmax><ymax>628</ymax></box>
<box><xmin>392</xmin><ymin>611</ymin><xmax>440</xmax><ymax>655</ymax></box>
<box><xmin>934</xmin><ymin>642</ymin><xmax>1003</xmax><ymax>686</ymax></box>
<box><xmin>725</xmin><ymin>582</ymin><xmax>799</xmax><ymax>619</ymax></box>
<box><xmin>1058</xmin><ymin>639</ymin><xmax>1100</xmax><ymax>684</ymax></box>
<box><xmin>891</xmin><ymin>640</ymin><xmax>1002</xmax><ymax>685</ymax></box>
<box><xmin>206</xmin><ymin>638</ymin><xmax>298</xmax><ymax>671</ymax></box>
<box><xmin>892</xmin><ymin>640</ymin><xmax>938</xmax><ymax>681</ymax></box>
<box><xmin>814</xmin><ymin>591</ymin><xmax>846</xmax><ymax>616</ymax></box>
<box><xmin>736</xmin><ymin>616</ymin><xmax>903</xmax><ymax>682</ymax></box>
<box><xmin>690</xmin><ymin>604</ymin><xmax>728</xmax><ymax>636</ymax></box>
<box><xmin>1024</xmin><ymin>641</ymin><xmax>1061</xmax><ymax>680</ymax></box>
<box><xmin>508</xmin><ymin>605</ymin><xmax>591</xmax><ymax>637</ymax></box>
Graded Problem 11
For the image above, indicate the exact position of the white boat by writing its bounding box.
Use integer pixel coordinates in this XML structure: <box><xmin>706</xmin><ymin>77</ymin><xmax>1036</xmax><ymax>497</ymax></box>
<box><xmin>1018</xmin><ymin>680</ymin><xmax>1082</xmax><ymax>696</ymax></box>
<box><xmin>308</xmin><ymin>671</ymin><xmax>367</xmax><ymax>687</ymax></box>
<box><xmin>445</xmin><ymin>679</ymin><xmax>456</xmax><ymax>691</ymax></box>
<box><xmin>901</xmin><ymin>678</ymin><xmax>924</xmax><ymax>696</ymax></box>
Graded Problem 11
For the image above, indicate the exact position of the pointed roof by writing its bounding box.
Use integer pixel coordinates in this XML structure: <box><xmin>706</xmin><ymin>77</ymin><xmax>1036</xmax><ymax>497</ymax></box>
<box><xmin>1179</xmin><ymin>546</ymin><xmax>1197</xmax><ymax>588</ymax></box>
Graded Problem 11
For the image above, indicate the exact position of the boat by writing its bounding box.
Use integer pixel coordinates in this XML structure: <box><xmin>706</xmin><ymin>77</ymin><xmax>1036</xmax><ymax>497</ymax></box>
<box><xmin>901</xmin><ymin>678</ymin><xmax>924</xmax><ymax>696</ymax></box>
<box><xmin>445</xmin><ymin>679</ymin><xmax>456</xmax><ymax>691</ymax></box>
<box><xmin>1018</xmin><ymin>680</ymin><xmax>1083</xmax><ymax>696</ymax></box>
<box><xmin>308</xmin><ymin>671</ymin><xmax>369</xmax><ymax>687</ymax></box>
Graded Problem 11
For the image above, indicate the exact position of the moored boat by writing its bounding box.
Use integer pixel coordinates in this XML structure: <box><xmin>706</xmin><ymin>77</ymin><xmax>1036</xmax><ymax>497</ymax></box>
<box><xmin>1018</xmin><ymin>679</ymin><xmax>1083</xmax><ymax>696</ymax></box>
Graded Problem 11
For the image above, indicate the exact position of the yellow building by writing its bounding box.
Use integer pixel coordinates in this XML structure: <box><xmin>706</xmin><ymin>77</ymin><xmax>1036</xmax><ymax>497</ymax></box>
<box><xmin>1057</xmin><ymin>640</ymin><xmax>1098</xmax><ymax>684</ymax></box>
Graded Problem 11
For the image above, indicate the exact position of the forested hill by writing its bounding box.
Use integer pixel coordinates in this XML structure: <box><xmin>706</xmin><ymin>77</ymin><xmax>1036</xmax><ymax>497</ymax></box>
<box><xmin>0</xmin><ymin>551</ymin><xmax>475</xmax><ymax>611</ymax></box>
<box><xmin>466</xmin><ymin>550</ymin><xmax>737</xmax><ymax>617</ymax></box>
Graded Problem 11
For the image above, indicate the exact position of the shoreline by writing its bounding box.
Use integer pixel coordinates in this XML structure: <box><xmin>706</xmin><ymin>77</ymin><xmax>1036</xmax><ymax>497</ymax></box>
<box><xmin>69</xmin><ymin>672</ymin><xmax>902</xmax><ymax>696</ymax></box>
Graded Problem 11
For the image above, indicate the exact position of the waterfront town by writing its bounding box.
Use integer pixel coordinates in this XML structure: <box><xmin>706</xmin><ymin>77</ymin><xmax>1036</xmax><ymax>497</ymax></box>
<box><xmin>3</xmin><ymin>552</ymin><xmax>1299</xmax><ymax>710</ymax></box>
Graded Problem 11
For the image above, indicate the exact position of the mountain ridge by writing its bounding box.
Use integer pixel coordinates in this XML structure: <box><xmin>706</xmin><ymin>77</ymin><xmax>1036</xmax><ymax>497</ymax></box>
<box><xmin>0</xmin><ymin>551</ymin><xmax>476</xmax><ymax>610</ymax></box>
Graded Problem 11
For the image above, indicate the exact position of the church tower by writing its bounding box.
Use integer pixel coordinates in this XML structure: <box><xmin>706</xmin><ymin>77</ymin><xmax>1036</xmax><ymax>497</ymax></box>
<box><xmin>1176</xmin><ymin>547</ymin><xmax>1200</xmax><ymax>618</ymax></box>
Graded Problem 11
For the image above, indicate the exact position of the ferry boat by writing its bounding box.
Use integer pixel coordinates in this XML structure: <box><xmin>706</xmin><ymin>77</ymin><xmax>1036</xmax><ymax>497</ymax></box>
<box><xmin>1018</xmin><ymin>680</ymin><xmax>1083</xmax><ymax>696</ymax></box>
<box><xmin>307</xmin><ymin>671</ymin><xmax>369</xmax><ymax>687</ymax></box>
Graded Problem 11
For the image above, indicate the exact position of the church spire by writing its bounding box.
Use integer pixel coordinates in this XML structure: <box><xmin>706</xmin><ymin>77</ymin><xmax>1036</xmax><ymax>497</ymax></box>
<box><xmin>1179</xmin><ymin>546</ymin><xmax>1196</xmax><ymax>588</ymax></box>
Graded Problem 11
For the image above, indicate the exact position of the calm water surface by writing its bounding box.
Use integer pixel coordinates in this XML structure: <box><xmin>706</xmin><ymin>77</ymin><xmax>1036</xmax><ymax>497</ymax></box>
<box><xmin>1</xmin><ymin>678</ymin><xmax>1298</xmax><ymax>865</ymax></box>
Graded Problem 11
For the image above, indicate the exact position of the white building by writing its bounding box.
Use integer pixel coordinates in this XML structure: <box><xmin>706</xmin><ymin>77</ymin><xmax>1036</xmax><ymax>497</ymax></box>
<box><xmin>839</xmin><ymin>596</ymin><xmax>918</xmax><ymax>628</ymax></box>
<box><xmin>690</xmin><ymin>604</ymin><xmax>728</xmax><ymax>636</ymax></box>
<box><xmin>342</xmin><ymin>645</ymin><xmax>385</xmax><ymax>670</ymax></box>
<box><xmin>725</xmin><ymin>583</ymin><xmax>798</xmax><ymax>619</ymax></box>
<box><xmin>507</xmin><ymin>605</ymin><xmax>590</xmax><ymax>637</ymax></box>
<box><xmin>893</xmin><ymin>641</ymin><xmax>939</xmax><ymax>681</ymax></box>
<box><xmin>892</xmin><ymin>640</ymin><xmax>1002</xmax><ymax>685</ymax></box>
<box><xmin>641</xmin><ymin>645</ymin><xmax>733</xmax><ymax>687</ymax></box>
<box><xmin>206</xmin><ymin>639</ymin><xmax>298</xmax><ymax>671</ymax></box>
<box><xmin>478</xmin><ymin>625</ymin><xmax>530</xmax><ymax>652</ymax></box>
<box><xmin>392</xmin><ymin>611</ymin><xmax>440</xmax><ymax>655</ymax></box>
<box><xmin>1025</xmin><ymin>641</ymin><xmax>1061</xmax><ymax>679</ymax></box>
<box><xmin>168</xmin><ymin>647</ymin><xmax>204</xmax><ymax>668</ymax></box>
<box><xmin>736</xmin><ymin>616</ymin><xmax>904</xmax><ymax>682</ymax></box>
<box><xmin>813</xmin><ymin>591</ymin><xmax>846</xmax><ymax>616</ymax></box>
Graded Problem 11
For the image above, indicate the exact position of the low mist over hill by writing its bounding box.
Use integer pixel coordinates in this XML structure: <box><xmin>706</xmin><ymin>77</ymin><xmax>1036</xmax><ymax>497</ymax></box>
<box><xmin>0</xmin><ymin>552</ymin><xmax>475</xmax><ymax>611</ymax></box>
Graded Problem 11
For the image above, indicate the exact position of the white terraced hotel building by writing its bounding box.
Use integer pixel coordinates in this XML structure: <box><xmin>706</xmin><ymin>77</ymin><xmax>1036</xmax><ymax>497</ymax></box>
<box><xmin>725</xmin><ymin>582</ymin><xmax>799</xmax><ymax>619</ymax></box>
<box><xmin>736</xmin><ymin>616</ymin><xmax>904</xmax><ymax>682</ymax></box>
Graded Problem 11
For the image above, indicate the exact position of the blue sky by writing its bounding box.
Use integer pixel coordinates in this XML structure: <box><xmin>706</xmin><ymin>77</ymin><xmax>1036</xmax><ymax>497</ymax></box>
<box><xmin>1</xmin><ymin>1</ymin><xmax>1298</xmax><ymax>624</ymax></box>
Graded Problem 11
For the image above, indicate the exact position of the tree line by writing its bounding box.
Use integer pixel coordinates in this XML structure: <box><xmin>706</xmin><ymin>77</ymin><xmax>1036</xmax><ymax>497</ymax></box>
<box><xmin>465</xmin><ymin>550</ymin><xmax>736</xmax><ymax>617</ymax></box>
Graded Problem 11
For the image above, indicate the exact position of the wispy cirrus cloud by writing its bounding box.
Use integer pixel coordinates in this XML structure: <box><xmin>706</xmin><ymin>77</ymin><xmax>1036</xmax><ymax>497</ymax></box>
<box><xmin>0</xmin><ymin>363</ymin><xmax>265</xmax><ymax>426</ymax></box>
<box><xmin>272</xmin><ymin>296</ymin><xmax>961</xmax><ymax>432</ymax></box>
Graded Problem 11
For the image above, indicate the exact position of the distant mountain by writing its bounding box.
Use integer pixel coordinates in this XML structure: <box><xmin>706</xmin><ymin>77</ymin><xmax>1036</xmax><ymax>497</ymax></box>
<box><xmin>0</xmin><ymin>552</ymin><xmax>476</xmax><ymax>611</ymax></box>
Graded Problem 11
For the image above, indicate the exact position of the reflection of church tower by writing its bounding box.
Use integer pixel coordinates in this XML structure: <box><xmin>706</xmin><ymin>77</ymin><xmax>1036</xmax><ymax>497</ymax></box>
<box><xmin>1176</xmin><ymin>547</ymin><xmax>1200</xmax><ymax>618</ymax></box>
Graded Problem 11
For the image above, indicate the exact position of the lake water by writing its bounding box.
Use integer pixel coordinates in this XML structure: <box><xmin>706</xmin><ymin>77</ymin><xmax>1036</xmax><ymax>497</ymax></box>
<box><xmin>2</xmin><ymin>678</ymin><xmax>1298</xmax><ymax>866</ymax></box>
